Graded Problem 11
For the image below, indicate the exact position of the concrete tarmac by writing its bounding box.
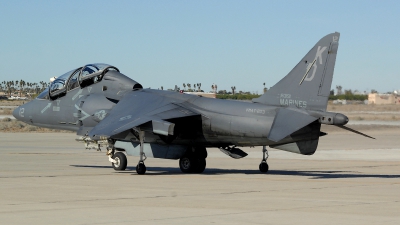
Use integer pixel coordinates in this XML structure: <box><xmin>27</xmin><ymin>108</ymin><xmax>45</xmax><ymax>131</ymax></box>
<box><xmin>1</xmin><ymin>131</ymin><xmax>400</xmax><ymax>225</ymax></box>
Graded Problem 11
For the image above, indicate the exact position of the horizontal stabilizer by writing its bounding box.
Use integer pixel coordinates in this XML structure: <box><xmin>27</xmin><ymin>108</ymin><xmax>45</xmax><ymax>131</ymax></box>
<box><xmin>268</xmin><ymin>108</ymin><xmax>318</xmax><ymax>142</ymax></box>
<box><xmin>270</xmin><ymin>138</ymin><xmax>319</xmax><ymax>155</ymax></box>
<box><xmin>219</xmin><ymin>147</ymin><xmax>248</xmax><ymax>159</ymax></box>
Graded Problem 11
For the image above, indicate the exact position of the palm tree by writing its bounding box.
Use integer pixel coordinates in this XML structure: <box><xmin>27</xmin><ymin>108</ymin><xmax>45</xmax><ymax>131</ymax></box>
<box><xmin>231</xmin><ymin>86</ymin><xmax>236</xmax><ymax>95</ymax></box>
<box><xmin>183</xmin><ymin>83</ymin><xmax>186</xmax><ymax>91</ymax></box>
<box><xmin>19</xmin><ymin>79</ymin><xmax>25</xmax><ymax>97</ymax></box>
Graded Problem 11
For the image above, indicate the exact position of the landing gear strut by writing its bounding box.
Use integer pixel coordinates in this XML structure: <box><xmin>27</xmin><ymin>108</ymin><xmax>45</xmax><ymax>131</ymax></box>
<box><xmin>136</xmin><ymin>130</ymin><xmax>147</xmax><ymax>175</ymax></box>
<box><xmin>259</xmin><ymin>146</ymin><xmax>269</xmax><ymax>173</ymax></box>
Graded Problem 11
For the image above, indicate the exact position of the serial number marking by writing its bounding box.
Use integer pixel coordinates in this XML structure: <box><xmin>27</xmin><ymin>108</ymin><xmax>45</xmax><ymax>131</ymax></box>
<box><xmin>280</xmin><ymin>94</ymin><xmax>291</xmax><ymax>98</ymax></box>
<box><xmin>246</xmin><ymin>108</ymin><xmax>266</xmax><ymax>114</ymax></box>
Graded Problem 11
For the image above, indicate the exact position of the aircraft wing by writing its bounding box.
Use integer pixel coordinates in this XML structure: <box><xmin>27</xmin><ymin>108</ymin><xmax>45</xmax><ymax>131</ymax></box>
<box><xmin>88</xmin><ymin>91</ymin><xmax>199</xmax><ymax>139</ymax></box>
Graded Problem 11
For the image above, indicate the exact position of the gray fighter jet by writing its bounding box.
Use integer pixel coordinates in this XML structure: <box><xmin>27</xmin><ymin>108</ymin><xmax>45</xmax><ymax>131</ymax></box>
<box><xmin>13</xmin><ymin>32</ymin><xmax>373</xmax><ymax>174</ymax></box>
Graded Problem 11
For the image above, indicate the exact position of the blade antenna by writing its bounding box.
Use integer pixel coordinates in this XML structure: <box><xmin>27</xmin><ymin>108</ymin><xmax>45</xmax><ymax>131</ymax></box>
<box><xmin>336</xmin><ymin>125</ymin><xmax>375</xmax><ymax>139</ymax></box>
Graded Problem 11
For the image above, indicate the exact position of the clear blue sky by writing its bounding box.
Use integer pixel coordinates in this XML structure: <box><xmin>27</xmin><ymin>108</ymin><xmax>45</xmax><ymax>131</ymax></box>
<box><xmin>0</xmin><ymin>0</ymin><xmax>399</xmax><ymax>93</ymax></box>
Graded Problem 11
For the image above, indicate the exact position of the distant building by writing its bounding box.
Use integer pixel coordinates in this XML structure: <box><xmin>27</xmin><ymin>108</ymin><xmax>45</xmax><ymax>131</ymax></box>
<box><xmin>368</xmin><ymin>93</ymin><xmax>399</xmax><ymax>104</ymax></box>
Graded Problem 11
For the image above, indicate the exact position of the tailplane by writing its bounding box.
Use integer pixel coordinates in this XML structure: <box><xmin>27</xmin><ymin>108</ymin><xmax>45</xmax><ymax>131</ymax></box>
<box><xmin>253</xmin><ymin>32</ymin><xmax>340</xmax><ymax>111</ymax></box>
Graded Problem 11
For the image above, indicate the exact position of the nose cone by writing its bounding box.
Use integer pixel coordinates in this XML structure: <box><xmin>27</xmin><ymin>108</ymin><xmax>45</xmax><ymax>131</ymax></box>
<box><xmin>13</xmin><ymin>106</ymin><xmax>22</xmax><ymax>121</ymax></box>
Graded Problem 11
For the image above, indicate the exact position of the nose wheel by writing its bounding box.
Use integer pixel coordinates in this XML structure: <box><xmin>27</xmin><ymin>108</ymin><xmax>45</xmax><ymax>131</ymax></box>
<box><xmin>111</xmin><ymin>152</ymin><xmax>127</xmax><ymax>171</ymax></box>
<box><xmin>259</xmin><ymin>146</ymin><xmax>269</xmax><ymax>173</ymax></box>
<box><xmin>136</xmin><ymin>162</ymin><xmax>146</xmax><ymax>174</ymax></box>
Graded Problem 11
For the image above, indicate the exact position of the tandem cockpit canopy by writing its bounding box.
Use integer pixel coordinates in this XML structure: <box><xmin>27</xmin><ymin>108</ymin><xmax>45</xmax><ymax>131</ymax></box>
<box><xmin>37</xmin><ymin>63</ymin><xmax>141</xmax><ymax>100</ymax></box>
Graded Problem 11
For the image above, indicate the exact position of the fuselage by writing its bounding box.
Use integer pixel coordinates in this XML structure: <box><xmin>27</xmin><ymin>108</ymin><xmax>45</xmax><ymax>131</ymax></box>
<box><xmin>13</xmin><ymin>69</ymin><xmax>318</xmax><ymax>149</ymax></box>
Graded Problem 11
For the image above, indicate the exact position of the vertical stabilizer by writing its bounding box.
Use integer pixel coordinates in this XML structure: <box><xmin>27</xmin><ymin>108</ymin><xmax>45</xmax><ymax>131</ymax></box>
<box><xmin>253</xmin><ymin>32</ymin><xmax>340</xmax><ymax>111</ymax></box>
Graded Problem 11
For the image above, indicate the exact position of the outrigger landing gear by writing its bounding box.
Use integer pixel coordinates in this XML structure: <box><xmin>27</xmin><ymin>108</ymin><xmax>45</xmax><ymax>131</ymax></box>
<box><xmin>136</xmin><ymin>130</ymin><xmax>147</xmax><ymax>175</ymax></box>
<box><xmin>259</xmin><ymin>146</ymin><xmax>269</xmax><ymax>173</ymax></box>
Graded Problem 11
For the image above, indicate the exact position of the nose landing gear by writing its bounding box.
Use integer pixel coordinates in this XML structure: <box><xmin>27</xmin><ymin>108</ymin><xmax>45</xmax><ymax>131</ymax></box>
<box><xmin>111</xmin><ymin>152</ymin><xmax>127</xmax><ymax>171</ymax></box>
<box><xmin>259</xmin><ymin>146</ymin><xmax>269</xmax><ymax>173</ymax></box>
<box><xmin>106</xmin><ymin>140</ymin><xmax>128</xmax><ymax>171</ymax></box>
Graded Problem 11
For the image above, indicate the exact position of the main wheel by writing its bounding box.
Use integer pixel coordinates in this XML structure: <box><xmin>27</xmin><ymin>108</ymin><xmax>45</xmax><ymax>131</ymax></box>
<box><xmin>136</xmin><ymin>162</ymin><xmax>146</xmax><ymax>175</ymax></box>
<box><xmin>179</xmin><ymin>156</ymin><xmax>195</xmax><ymax>173</ymax></box>
<box><xmin>112</xmin><ymin>152</ymin><xmax>127</xmax><ymax>171</ymax></box>
<box><xmin>259</xmin><ymin>162</ymin><xmax>269</xmax><ymax>173</ymax></box>
<box><xmin>194</xmin><ymin>158</ymin><xmax>206</xmax><ymax>173</ymax></box>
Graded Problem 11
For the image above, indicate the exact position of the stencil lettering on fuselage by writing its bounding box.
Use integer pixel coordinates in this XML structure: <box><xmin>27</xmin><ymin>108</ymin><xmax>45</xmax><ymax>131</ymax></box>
<box><xmin>279</xmin><ymin>94</ymin><xmax>307</xmax><ymax>108</ymax></box>
<box><xmin>246</xmin><ymin>108</ymin><xmax>265</xmax><ymax>114</ymax></box>
<box><xmin>304</xmin><ymin>46</ymin><xmax>327</xmax><ymax>82</ymax></box>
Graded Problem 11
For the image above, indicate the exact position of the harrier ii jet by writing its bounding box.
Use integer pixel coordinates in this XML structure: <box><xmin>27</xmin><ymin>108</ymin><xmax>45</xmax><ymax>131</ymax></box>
<box><xmin>13</xmin><ymin>32</ymin><xmax>373</xmax><ymax>175</ymax></box>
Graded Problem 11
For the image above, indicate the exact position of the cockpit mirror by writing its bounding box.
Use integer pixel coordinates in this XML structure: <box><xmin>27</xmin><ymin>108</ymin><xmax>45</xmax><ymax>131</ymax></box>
<box><xmin>78</xmin><ymin>64</ymin><xmax>119</xmax><ymax>88</ymax></box>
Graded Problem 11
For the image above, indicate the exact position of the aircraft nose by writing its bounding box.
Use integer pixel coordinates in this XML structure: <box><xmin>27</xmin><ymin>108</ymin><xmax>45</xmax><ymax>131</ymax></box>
<box><xmin>13</xmin><ymin>107</ymin><xmax>20</xmax><ymax>120</ymax></box>
<box><xmin>13</xmin><ymin>106</ymin><xmax>24</xmax><ymax>121</ymax></box>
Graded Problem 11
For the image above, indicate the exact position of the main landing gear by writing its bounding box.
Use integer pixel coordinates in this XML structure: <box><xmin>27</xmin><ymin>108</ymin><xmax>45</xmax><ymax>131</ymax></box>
<box><xmin>259</xmin><ymin>146</ymin><xmax>269</xmax><ymax>173</ymax></box>
<box><xmin>179</xmin><ymin>147</ymin><xmax>207</xmax><ymax>173</ymax></box>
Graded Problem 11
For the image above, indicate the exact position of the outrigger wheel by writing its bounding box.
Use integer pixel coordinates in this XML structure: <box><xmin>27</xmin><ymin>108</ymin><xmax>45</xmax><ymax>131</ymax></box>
<box><xmin>259</xmin><ymin>146</ymin><xmax>269</xmax><ymax>173</ymax></box>
<box><xmin>259</xmin><ymin>162</ymin><xmax>269</xmax><ymax>173</ymax></box>
<box><xmin>112</xmin><ymin>152</ymin><xmax>127</xmax><ymax>171</ymax></box>
<box><xmin>136</xmin><ymin>162</ymin><xmax>146</xmax><ymax>175</ymax></box>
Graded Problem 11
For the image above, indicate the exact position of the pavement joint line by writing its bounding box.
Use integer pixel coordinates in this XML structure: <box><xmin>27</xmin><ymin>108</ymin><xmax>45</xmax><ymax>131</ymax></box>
<box><xmin>75</xmin><ymin>199</ymin><xmax>400</xmax><ymax>224</ymax></box>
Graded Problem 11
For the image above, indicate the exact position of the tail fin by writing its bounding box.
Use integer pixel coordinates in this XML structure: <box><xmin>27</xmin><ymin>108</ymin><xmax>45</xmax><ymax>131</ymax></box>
<box><xmin>253</xmin><ymin>32</ymin><xmax>340</xmax><ymax>111</ymax></box>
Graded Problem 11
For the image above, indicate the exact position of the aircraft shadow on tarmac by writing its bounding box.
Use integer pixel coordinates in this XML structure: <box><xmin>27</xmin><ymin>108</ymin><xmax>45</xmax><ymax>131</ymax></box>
<box><xmin>70</xmin><ymin>165</ymin><xmax>400</xmax><ymax>179</ymax></box>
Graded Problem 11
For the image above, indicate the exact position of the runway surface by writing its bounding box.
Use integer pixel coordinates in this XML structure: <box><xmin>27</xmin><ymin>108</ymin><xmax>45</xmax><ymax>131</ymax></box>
<box><xmin>1</xmin><ymin>131</ymin><xmax>400</xmax><ymax>224</ymax></box>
